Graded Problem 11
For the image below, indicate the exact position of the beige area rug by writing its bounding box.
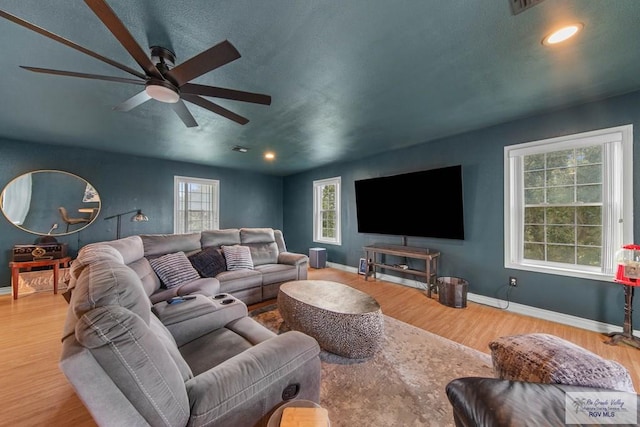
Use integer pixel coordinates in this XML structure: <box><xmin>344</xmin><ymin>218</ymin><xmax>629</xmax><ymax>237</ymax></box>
<box><xmin>15</xmin><ymin>268</ymin><xmax>70</xmax><ymax>297</ymax></box>
<box><xmin>250</xmin><ymin>305</ymin><xmax>493</xmax><ymax>427</ymax></box>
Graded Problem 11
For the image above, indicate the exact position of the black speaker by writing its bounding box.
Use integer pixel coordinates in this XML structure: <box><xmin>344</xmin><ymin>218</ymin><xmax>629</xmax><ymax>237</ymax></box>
<box><xmin>309</xmin><ymin>247</ymin><xmax>327</xmax><ymax>269</ymax></box>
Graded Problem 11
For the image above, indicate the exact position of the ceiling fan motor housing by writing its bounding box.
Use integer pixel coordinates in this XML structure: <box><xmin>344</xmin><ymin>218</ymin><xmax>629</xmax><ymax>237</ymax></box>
<box><xmin>150</xmin><ymin>46</ymin><xmax>176</xmax><ymax>72</ymax></box>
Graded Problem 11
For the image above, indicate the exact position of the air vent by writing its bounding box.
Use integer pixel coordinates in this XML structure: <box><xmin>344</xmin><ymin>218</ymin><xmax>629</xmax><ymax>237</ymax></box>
<box><xmin>232</xmin><ymin>145</ymin><xmax>249</xmax><ymax>153</ymax></box>
<box><xmin>510</xmin><ymin>0</ymin><xmax>546</xmax><ymax>15</ymax></box>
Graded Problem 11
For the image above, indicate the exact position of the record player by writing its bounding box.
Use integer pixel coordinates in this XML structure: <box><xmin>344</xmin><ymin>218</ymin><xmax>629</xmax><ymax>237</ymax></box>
<box><xmin>12</xmin><ymin>243</ymin><xmax>68</xmax><ymax>262</ymax></box>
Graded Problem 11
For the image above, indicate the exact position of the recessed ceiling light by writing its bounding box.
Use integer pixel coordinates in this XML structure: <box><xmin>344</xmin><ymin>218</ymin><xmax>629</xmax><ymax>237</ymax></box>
<box><xmin>264</xmin><ymin>152</ymin><xmax>275</xmax><ymax>160</ymax></box>
<box><xmin>542</xmin><ymin>23</ymin><xmax>584</xmax><ymax>46</ymax></box>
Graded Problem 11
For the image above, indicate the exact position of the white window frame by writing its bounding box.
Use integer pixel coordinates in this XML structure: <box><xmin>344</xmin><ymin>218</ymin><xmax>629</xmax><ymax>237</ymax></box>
<box><xmin>313</xmin><ymin>176</ymin><xmax>341</xmax><ymax>245</ymax></box>
<box><xmin>174</xmin><ymin>176</ymin><xmax>219</xmax><ymax>234</ymax></box>
<box><xmin>504</xmin><ymin>124</ymin><xmax>633</xmax><ymax>281</ymax></box>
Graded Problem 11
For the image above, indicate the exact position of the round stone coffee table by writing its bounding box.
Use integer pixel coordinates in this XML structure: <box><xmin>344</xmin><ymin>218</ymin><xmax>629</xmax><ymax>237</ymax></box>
<box><xmin>278</xmin><ymin>280</ymin><xmax>384</xmax><ymax>359</ymax></box>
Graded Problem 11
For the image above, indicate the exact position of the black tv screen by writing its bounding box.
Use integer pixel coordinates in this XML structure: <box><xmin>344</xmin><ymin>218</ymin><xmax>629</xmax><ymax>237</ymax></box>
<box><xmin>354</xmin><ymin>165</ymin><xmax>465</xmax><ymax>240</ymax></box>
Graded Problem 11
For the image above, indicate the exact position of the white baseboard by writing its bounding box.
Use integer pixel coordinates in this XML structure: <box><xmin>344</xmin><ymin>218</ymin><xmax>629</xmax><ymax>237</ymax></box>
<box><xmin>326</xmin><ymin>262</ymin><xmax>639</xmax><ymax>336</ymax></box>
<box><xmin>0</xmin><ymin>287</ymin><xmax>11</xmax><ymax>296</ymax></box>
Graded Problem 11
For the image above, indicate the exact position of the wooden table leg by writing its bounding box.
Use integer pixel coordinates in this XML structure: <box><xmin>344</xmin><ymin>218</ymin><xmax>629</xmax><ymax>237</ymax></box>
<box><xmin>53</xmin><ymin>262</ymin><xmax>59</xmax><ymax>295</ymax></box>
<box><xmin>11</xmin><ymin>266</ymin><xmax>19</xmax><ymax>300</ymax></box>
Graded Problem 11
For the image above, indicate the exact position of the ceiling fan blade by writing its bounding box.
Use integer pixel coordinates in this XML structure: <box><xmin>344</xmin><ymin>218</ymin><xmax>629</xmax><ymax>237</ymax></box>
<box><xmin>182</xmin><ymin>94</ymin><xmax>249</xmax><ymax>125</ymax></box>
<box><xmin>171</xmin><ymin>100</ymin><xmax>198</xmax><ymax>128</ymax></box>
<box><xmin>20</xmin><ymin>66</ymin><xmax>144</xmax><ymax>85</ymax></box>
<box><xmin>0</xmin><ymin>9</ymin><xmax>146</xmax><ymax>80</ymax></box>
<box><xmin>83</xmin><ymin>0</ymin><xmax>164</xmax><ymax>80</ymax></box>
<box><xmin>113</xmin><ymin>90</ymin><xmax>151</xmax><ymax>111</ymax></box>
<box><xmin>167</xmin><ymin>40</ymin><xmax>241</xmax><ymax>87</ymax></box>
<box><xmin>181</xmin><ymin>83</ymin><xmax>271</xmax><ymax>105</ymax></box>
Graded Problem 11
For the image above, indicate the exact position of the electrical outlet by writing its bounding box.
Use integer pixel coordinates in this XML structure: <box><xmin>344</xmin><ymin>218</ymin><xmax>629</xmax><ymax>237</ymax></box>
<box><xmin>509</xmin><ymin>276</ymin><xmax>518</xmax><ymax>287</ymax></box>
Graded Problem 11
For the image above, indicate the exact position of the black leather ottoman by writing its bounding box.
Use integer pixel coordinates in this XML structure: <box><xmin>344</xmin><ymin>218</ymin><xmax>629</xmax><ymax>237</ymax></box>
<box><xmin>446</xmin><ymin>377</ymin><xmax>640</xmax><ymax>427</ymax></box>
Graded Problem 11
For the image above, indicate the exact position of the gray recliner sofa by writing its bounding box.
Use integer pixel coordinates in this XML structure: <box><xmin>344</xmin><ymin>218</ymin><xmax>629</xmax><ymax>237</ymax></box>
<box><xmin>65</xmin><ymin>228</ymin><xmax>309</xmax><ymax>306</ymax></box>
<box><xmin>60</xmin><ymin>241</ymin><xmax>321</xmax><ymax>426</ymax></box>
<box><xmin>141</xmin><ymin>227</ymin><xmax>308</xmax><ymax>305</ymax></box>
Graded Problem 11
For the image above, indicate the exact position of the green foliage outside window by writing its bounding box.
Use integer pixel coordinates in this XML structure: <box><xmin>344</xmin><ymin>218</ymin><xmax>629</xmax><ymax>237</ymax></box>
<box><xmin>321</xmin><ymin>185</ymin><xmax>336</xmax><ymax>238</ymax></box>
<box><xmin>522</xmin><ymin>146</ymin><xmax>603</xmax><ymax>267</ymax></box>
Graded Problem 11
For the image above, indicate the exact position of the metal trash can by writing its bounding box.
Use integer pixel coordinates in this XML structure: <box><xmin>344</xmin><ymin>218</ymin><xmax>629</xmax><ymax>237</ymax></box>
<box><xmin>437</xmin><ymin>277</ymin><xmax>468</xmax><ymax>308</ymax></box>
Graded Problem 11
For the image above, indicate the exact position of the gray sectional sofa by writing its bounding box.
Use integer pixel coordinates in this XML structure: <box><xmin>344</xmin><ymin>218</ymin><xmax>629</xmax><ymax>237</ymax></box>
<box><xmin>69</xmin><ymin>227</ymin><xmax>309</xmax><ymax>305</ymax></box>
<box><xmin>60</xmin><ymin>229</ymin><xmax>321</xmax><ymax>426</ymax></box>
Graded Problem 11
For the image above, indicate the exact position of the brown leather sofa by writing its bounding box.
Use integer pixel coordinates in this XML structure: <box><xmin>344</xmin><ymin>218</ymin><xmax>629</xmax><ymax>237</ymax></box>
<box><xmin>446</xmin><ymin>377</ymin><xmax>640</xmax><ymax>427</ymax></box>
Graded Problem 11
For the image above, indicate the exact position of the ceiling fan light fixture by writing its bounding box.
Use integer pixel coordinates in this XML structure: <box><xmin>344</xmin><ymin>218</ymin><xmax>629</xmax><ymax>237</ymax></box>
<box><xmin>145</xmin><ymin>80</ymin><xmax>180</xmax><ymax>103</ymax></box>
<box><xmin>542</xmin><ymin>23</ymin><xmax>584</xmax><ymax>46</ymax></box>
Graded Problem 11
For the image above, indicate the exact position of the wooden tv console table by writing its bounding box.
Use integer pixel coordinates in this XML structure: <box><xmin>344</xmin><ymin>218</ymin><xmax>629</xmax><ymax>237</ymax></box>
<box><xmin>363</xmin><ymin>244</ymin><xmax>440</xmax><ymax>297</ymax></box>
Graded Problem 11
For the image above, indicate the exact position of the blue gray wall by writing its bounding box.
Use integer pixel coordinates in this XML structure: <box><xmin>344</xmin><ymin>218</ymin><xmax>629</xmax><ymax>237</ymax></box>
<box><xmin>2</xmin><ymin>90</ymin><xmax>640</xmax><ymax>328</ymax></box>
<box><xmin>283</xmin><ymin>89</ymin><xmax>640</xmax><ymax>327</ymax></box>
<box><xmin>0</xmin><ymin>140</ymin><xmax>283</xmax><ymax>287</ymax></box>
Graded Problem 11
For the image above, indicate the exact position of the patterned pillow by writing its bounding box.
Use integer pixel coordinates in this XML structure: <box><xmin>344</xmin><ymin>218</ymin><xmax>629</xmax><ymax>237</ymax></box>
<box><xmin>489</xmin><ymin>333</ymin><xmax>636</xmax><ymax>393</ymax></box>
<box><xmin>222</xmin><ymin>245</ymin><xmax>254</xmax><ymax>270</ymax></box>
<box><xmin>149</xmin><ymin>251</ymin><xmax>201</xmax><ymax>289</ymax></box>
<box><xmin>188</xmin><ymin>247</ymin><xmax>227</xmax><ymax>277</ymax></box>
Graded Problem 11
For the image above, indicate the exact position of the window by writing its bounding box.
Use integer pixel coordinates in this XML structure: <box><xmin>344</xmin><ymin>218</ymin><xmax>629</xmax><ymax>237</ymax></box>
<box><xmin>313</xmin><ymin>177</ymin><xmax>341</xmax><ymax>245</ymax></box>
<box><xmin>174</xmin><ymin>176</ymin><xmax>219</xmax><ymax>234</ymax></box>
<box><xmin>504</xmin><ymin>125</ymin><xmax>633</xmax><ymax>280</ymax></box>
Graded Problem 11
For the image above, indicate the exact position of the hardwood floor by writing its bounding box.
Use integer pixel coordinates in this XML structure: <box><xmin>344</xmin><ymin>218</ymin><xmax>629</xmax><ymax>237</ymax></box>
<box><xmin>1</xmin><ymin>267</ymin><xmax>638</xmax><ymax>426</ymax></box>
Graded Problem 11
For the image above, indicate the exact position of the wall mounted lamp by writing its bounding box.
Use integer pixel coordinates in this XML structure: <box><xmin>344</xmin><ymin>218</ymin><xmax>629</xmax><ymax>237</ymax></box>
<box><xmin>104</xmin><ymin>209</ymin><xmax>149</xmax><ymax>239</ymax></box>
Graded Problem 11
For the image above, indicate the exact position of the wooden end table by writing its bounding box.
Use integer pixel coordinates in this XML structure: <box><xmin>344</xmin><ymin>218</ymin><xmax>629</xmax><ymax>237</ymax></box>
<box><xmin>9</xmin><ymin>256</ymin><xmax>71</xmax><ymax>300</ymax></box>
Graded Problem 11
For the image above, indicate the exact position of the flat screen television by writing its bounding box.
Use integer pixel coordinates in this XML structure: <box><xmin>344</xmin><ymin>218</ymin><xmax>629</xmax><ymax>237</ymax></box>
<box><xmin>354</xmin><ymin>165</ymin><xmax>465</xmax><ymax>240</ymax></box>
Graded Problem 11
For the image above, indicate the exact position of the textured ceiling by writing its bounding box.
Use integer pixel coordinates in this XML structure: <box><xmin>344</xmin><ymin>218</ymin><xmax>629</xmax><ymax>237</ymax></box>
<box><xmin>1</xmin><ymin>0</ymin><xmax>639</xmax><ymax>176</ymax></box>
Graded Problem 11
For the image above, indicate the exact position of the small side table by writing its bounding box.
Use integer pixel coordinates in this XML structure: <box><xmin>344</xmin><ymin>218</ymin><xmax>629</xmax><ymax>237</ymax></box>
<box><xmin>9</xmin><ymin>256</ymin><xmax>71</xmax><ymax>300</ymax></box>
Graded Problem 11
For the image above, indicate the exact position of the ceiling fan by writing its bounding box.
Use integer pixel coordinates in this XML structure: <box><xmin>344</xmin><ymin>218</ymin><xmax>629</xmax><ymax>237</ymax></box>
<box><xmin>0</xmin><ymin>0</ymin><xmax>271</xmax><ymax>127</ymax></box>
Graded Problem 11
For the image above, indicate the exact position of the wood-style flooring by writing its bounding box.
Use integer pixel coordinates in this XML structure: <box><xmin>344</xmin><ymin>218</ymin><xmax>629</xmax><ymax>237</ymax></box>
<box><xmin>0</xmin><ymin>267</ymin><xmax>637</xmax><ymax>426</ymax></box>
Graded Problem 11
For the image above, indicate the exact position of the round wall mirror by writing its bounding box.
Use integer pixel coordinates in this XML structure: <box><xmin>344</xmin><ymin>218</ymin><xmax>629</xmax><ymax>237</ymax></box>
<box><xmin>0</xmin><ymin>170</ymin><xmax>101</xmax><ymax>236</ymax></box>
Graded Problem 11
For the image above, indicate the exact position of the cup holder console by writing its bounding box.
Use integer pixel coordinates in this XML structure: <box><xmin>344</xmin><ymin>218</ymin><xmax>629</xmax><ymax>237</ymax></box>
<box><xmin>213</xmin><ymin>294</ymin><xmax>236</xmax><ymax>305</ymax></box>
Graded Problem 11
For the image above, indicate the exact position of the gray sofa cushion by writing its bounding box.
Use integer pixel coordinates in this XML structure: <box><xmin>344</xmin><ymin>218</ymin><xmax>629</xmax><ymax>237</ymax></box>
<box><xmin>71</xmin><ymin>260</ymin><xmax>151</xmax><ymax>322</ymax></box>
<box><xmin>142</xmin><ymin>233</ymin><xmax>202</xmax><ymax>257</ymax></box>
<box><xmin>254</xmin><ymin>264</ymin><xmax>299</xmax><ymax>285</ymax></box>
<box><xmin>127</xmin><ymin>257</ymin><xmax>162</xmax><ymax>296</ymax></box>
<box><xmin>102</xmin><ymin>235</ymin><xmax>145</xmax><ymax>264</ymax></box>
<box><xmin>215</xmin><ymin>269</ymin><xmax>263</xmax><ymax>293</ymax></box>
<box><xmin>248</xmin><ymin>242</ymin><xmax>279</xmax><ymax>266</ymax></box>
<box><xmin>240</xmin><ymin>228</ymin><xmax>275</xmax><ymax>244</ymax></box>
<box><xmin>185</xmin><ymin>331</ymin><xmax>321</xmax><ymax>427</ymax></box>
<box><xmin>70</xmin><ymin>243</ymin><xmax>124</xmax><ymax>283</ymax></box>
<box><xmin>76</xmin><ymin>306</ymin><xmax>191</xmax><ymax>427</ymax></box>
<box><xmin>201</xmin><ymin>229</ymin><xmax>241</xmax><ymax>248</ymax></box>
<box><xmin>150</xmin><ymin>252</ymin><xmax>201</xmax><ymax>289</ymax></box>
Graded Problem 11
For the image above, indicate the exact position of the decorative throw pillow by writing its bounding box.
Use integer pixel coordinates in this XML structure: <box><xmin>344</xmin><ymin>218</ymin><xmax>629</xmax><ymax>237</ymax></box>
<box><xmin>489</xmin><ymin>333</ymin><xmax>636</xmax><ymax>393</ymax></box>
<box><xmin>188</xmin><ymin>247</ymin><xmax>227</xmax><ymax>277</ymax></box>
<box><xmin>149</xmin><ymin>251</ymin><xmax>200</xmax><ymax>289</ymax></box>
<box><xmin>222</xmin><ymin>245</ymin><xmax>254</xmax><ymax>271</ymax></box>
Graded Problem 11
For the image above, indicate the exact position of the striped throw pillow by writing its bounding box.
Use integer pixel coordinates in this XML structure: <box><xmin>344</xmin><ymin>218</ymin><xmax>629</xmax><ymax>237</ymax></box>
<box><xmin>222</xmin><ymin>245</ymin><xmax>254</xmax><ymax>271</ymax></box>
<box><xmin>149</xmin><ymin>251</ymin><xmax>201</xmax><ymax>289</ymax></box>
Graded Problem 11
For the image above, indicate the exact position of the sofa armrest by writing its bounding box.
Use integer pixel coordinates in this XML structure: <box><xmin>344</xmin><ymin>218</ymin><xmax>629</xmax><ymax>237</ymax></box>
<box><xmin>185</xmin><ymin>331</ymin><xmax>321</xmax><ymax>426</ymax></box>
<box><xmin>152</xmin><ymin>295</ymin><xmax>248</xmax><ymax>346</ymax></box>
<box><xmin>278</xmin><ymin>251</ymin><xmax>309</xmax><ymax>266</ymax></box>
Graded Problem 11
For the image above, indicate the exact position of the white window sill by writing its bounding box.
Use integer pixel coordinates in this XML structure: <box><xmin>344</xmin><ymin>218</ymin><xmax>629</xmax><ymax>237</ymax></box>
<box><xmin>313</xmin><ymin>239</ymin><xmax>341</xmax><ymax>246</ymax></box>
<box><xmin>505</xmin><ymin>261</ymin><xmax>615</xmax><ymax>282</ymax></box>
